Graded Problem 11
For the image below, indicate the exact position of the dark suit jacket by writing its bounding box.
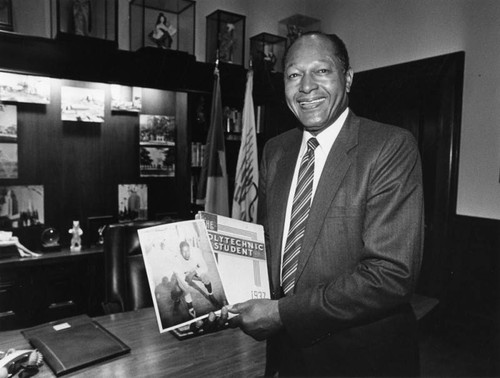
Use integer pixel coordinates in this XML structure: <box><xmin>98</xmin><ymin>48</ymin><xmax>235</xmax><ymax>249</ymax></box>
<box><xmin>258</xmin><ymin>112</ymin><xmax>424</xmax><ymax>377</ymax></box>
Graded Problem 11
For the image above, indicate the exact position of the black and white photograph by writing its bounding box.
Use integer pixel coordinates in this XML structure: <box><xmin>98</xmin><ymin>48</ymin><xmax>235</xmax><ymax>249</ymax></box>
<box><xmin>110</xmin><ymin>84</ymin><xmax>142</xmax><ymax>113</ymax></box>
<box><xmin>137</xmin><ymin>220</ymin><xmax>227</xmax><ymax>333</ymax></box>
<box><xmin>0</xmin><ymin>71</ymin><xmax>50</xmax><ymax>104</ymax></box>
<box><xmin>118</xmin><ymin>184</ymin><xmax>148</xmax><ymax>222</ymax></box>
<box><xmin>0</xmin><ymin>104</ymin><xmax>16</xmax><ymax>140</ymax></box>
<box><xmin>0</xmin><ymin>143</ymin><xmax>17</xmax><ymax>179</ymax></box>
<box><xmin>61</xmin><ymin>86</ymin><xmax>105</xmax><ymax>122</ymax></box>
<box><xmin>0</xmin><ymin>105</ymin><xmax>17</xmax><ymax>179</ymax></box>
<box><xmin>0</xmin><ymin>185</ymin><xmax>43</xmax><ymax>229</ymax></box>
<box><xmin>139</xmin><ymin>114</ymin><xmax>176</xmax><ymax>145</ymax></box>
<box><xmin>1</xmin><ymin>2</ymin><xmax>499</xmax><ymax>377</ymax></box>
<box><xmin>139</xmin><ymin>145</ymin><xmax>175</xmax><ymax>177</ymax></box>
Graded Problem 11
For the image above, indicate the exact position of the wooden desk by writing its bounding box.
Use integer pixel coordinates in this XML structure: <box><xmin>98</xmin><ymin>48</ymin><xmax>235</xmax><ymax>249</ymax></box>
<box><xmin>0</xmin><ymin>308</ymin><xmax>266</xmax><ymax>377</ymax></box>
<box><xmin>0</xmin><ymin>248</ymin><xmax>104</xmax><ymax>330</ymax></box>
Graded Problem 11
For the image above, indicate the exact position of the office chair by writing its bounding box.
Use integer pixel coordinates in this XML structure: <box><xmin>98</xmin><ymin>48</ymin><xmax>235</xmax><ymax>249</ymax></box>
<box><xmin>101</xmin><ymin>220</ymin><xmax>168</xmax><ymax>315</ymax></box>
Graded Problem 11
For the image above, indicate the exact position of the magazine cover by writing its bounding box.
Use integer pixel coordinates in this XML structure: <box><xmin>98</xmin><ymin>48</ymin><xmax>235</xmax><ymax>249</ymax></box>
<box><xmin>137</xmin><ymin>220</ymin><xmax>228</xmax><ymax>333</ymax></box>
<box><xmin>196</xmin><ymin>211</ymin><xmax>270</xmax><ymax>304</ymax></box>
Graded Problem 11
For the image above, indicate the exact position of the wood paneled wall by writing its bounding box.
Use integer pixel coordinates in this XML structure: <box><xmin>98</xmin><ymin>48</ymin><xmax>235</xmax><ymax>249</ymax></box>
<box><xmin>7</xmin><ymin>77</ymin><xmax>186</xmax><ymax>246</ymax></box>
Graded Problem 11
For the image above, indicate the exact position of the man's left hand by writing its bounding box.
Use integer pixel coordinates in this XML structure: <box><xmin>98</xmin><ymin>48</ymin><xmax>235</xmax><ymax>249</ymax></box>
<box><xmin>227</xmin><ymin>299</ymin><xmax>282</xmax><ymax>341</ymax></box>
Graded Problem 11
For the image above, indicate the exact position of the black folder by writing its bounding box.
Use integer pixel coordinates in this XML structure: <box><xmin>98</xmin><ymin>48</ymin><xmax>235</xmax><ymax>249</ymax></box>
<box><xmin>21</xmin><ymin>314</ymin><xmax>130</xmax><ymax>376</ymax></box>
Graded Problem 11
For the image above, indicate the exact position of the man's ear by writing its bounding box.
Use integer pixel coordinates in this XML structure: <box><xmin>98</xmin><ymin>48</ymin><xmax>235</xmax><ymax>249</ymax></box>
<box><xmin>345</xmin><ymin>68</ymin><xmax>354</xmax><ymax>93</ymax></box>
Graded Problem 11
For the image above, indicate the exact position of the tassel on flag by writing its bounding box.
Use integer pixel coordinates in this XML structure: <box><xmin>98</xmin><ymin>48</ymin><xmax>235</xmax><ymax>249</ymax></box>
<box><xmin>232</xmin><ymin>69</ymin><xmax>259</xmax><ymax>222</ymax></box>
<box><xmin>196</xmin><ymin>61</ymin><xmax>229</xmax><ymax>216</ymax></box>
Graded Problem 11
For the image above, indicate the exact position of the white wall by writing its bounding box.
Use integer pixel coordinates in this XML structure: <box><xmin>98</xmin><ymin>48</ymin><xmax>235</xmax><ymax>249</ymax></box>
<box><xmin>306</xmin><ymin>0</ymin><xmax>500</xmax><ymax>220</ymax></box>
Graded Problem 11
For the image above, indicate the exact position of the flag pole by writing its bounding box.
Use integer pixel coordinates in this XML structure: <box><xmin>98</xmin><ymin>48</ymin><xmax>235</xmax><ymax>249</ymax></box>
<box><xmin>196</xmin><ymin>49</ymin><xmax>229</xmax><ymax>216</ymax></box>
<box><xmin>232</xmin><ymin>59</ymin><xmax>259</xmax><ymax>222</ymax></box>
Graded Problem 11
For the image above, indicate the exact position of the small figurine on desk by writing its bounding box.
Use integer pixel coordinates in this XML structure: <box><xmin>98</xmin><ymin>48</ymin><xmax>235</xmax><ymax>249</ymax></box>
<box><xmin>69</xmin><ymin>220</ymin><xmax>83</xmax><ymax>252</ymax></box>
<box><xmin>97</xmin><ymin>224</ymin><xmax>107</xmax><ymax>246</ymax></box>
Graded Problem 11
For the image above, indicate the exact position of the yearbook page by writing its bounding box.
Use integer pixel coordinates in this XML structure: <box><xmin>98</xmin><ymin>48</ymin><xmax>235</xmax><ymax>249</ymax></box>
<box><xmin>196</xmin><ymin>211</ymin><xmax>270</xmax><ymax>304</ymax></box>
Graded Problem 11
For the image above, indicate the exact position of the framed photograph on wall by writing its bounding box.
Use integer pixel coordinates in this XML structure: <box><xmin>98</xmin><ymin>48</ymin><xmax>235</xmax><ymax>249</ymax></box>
<box><xmin>0</xmin><ymin>0</ymin><xmax>13</xmax><ymax>31</ymax></box>
<box><xmin>118</xmin><ymin>184</ymin><xmax>148</xmax><ymax>222</ymax></box>
<box><xmin>61</xmin><ymin>86</ymin><xmax>105</xmax><ymax>122</ymax></box>
<box><xmin>111</xmin><ymin>85</ymin><xmax>142</xmax><ymax>113</ymax></box>
<box><xmin>0</xmin><ymin>72</ymin><xmax>51</xmax><ymax>104</ymax></box>
<box><xmin>0</xmin><ymin>104</ymin><xmax>17</xmax><ymax>140</ymax></box>
<box><xmin>0</xmin><ymin>185</ymin><xmax>44</xmax><ymax>229</ymax></box>
<box><xmin>0</xmin><ymin>104</ymin><xmax>18</xmax><ymax>179</ymax></box>
<box><xmin>139</xmin><ymin>114</ymin><xmax>176</xmax><ymax>145</ymax></box>
<box><xmin>0</xmin><ymin>142</ymin><xmax>17</xmax><ymax>179</ymax></box>
<box><xmin>139</xmin><ymin>145</ymin><xmax>175</xmax><ymax>177</ymax></box>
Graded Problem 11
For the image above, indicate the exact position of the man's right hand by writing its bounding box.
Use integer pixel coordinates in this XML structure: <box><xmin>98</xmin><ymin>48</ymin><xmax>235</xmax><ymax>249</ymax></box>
<box><xmin>200</xmin><ymin>306</ymin><xmax>230</xmax><ymax>333</ymax></box>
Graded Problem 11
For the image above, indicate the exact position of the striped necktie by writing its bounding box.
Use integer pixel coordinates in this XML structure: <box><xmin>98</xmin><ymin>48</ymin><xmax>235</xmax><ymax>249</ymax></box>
<box><xmin>282</xmin><ymin>137</ymin><xmax>319</xmax><ymax>295</ymax></box>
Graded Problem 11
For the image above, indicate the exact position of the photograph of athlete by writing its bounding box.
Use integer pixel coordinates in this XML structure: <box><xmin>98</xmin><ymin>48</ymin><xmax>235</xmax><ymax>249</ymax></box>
<box><xmin>139</xmin><ymin>220</ymin><xmax>227</xmax><ymax>332</ymax></box>
<box><xmin>170</xmin><ymin>241</ymin><xmax>218</xmax><ymax>319</ymax></box>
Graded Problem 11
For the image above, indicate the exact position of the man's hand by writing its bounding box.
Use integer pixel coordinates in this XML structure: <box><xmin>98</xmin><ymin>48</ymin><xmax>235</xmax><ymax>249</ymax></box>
<box><xmin>195</xmin><ymin>307</ymin><xmax>230</xmax><ymax>334</ymax></box>
<box><xmin>227</xmin><ymin>299</ymin><xmax>282</xmax><ymax>341</ymax></box>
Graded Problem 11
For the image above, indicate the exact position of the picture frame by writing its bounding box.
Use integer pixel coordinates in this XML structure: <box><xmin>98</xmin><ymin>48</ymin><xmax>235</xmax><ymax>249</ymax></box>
<box><xmin>118</xmin><ymin>184</ymin><xmax>148</xmax><ymax>222</ymax></box>
<box><xmin>110</xmin><ymin>85</ymin><xmax>142</xmax><ymax>113</ymax></box>
<box><xmin>0</xmin><ymin>0</ymin><xmax>13</xmax><ymax>32</ymax></box>
<box><xmin>139</xmin><ymin>114</ymin><xmax>176</xmax><ymax>145</ymax></box>
<box><xmin>139</xmin><ymin>145</ymin><xmax>175</xmax><ymax>177</ymax></box>
<box><xmin>0</xmin><ymin>71</ymin><xmax>51</xmax><ymax>105</ymax></box>
<box><xmin>61</xmin><ymin>85</ymin><xmax>105</xmax><ymax>123</ymax></box>
<box><xmin>0</xmin><ymin>186</ymin><xmax>44</xmax><ymax>229</ymax></box>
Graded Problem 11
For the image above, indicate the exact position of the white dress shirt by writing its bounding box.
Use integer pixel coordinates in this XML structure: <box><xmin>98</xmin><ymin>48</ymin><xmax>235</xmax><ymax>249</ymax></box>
<box><xmin>280</xmin><ymin>108</ymin><xmax>349</xmax><ymax>283</ymax></box>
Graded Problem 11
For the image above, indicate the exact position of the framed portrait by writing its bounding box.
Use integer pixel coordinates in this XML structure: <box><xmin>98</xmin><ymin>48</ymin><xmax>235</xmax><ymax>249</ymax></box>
<box><xmin>118</xmin><ymin>184</ymin><xmax>148</xmax><ymax>222</ymax></box>
<box><xmin>0</xmin><ymin>0</ymin><xmax>13</xmax><ymax>32</ymax></box>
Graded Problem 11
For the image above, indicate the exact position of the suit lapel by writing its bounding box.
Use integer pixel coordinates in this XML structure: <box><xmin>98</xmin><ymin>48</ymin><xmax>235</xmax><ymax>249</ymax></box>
<box><xmin>267</xmin><ymin>131</ymin><xmax>302</xmax><ymax>290</ymax></box>
<box><xmin>294</xmin><ymin>113</ymin><xmax>360</xmax><ymax>286</ymax></box>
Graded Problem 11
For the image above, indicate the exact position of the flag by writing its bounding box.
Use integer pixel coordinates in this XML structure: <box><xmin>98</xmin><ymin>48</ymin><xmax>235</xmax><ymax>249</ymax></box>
<box><xmin>232</xmin><ymin>69</ymin><xmax>259</xmax><ymax>222</ymax></box>
<box><xmin>197</xmin><ymin>66</ymin><xmax>229</xmax><ymax>216</ymax></box>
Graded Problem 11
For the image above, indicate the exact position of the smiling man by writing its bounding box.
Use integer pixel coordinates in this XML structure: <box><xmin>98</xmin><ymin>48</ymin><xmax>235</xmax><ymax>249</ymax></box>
<box><xmin>226</xmin><ymin>32</ymin><xmax>424</xmax><ymax>377</ymax></box>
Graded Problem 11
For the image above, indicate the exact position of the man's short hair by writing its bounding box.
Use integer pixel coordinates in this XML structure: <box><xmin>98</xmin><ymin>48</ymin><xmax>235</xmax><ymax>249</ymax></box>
<box><xmin>285</xmin><ymin>31</ymin><xmax>350</xmax><ymax>72</ymax></box>
<box><xmin>179</xmin><ymin>241</ymin><xmax>189</xmax><ymax>250</ymax></box>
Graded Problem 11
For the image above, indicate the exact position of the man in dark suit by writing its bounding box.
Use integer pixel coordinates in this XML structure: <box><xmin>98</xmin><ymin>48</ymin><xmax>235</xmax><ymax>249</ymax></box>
<box><xmin>227</xmin><ymin>32</ymin><xmax>424</xmax><ymax>376</ymax></box>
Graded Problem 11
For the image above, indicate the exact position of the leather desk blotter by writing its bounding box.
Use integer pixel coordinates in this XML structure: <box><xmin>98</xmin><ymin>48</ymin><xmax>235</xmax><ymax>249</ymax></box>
<box><xmin>21</xmin><ymin>314</ymin><xmax>130</xmax><ymax>376</ymax></box>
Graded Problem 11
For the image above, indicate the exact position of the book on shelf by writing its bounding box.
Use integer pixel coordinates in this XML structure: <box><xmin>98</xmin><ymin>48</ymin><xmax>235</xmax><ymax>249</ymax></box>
<box><xmin>191</xmin><ymin>142</ymin><xmax>205</xmax><ymax>167</ymax></box>
<box><xmin>255</xmin><ymin>105</ymin><xmax>265</xmax><ymax>134</ymax></box>
<box><xmin>223</xmin><ymin>106</ymin><xmax>242</xmax><ymax>133</ymax></box>
<box><xmin>137</xmin><ymin>213</ymin><xmax>270</xmax><ymax>338</ymax></box>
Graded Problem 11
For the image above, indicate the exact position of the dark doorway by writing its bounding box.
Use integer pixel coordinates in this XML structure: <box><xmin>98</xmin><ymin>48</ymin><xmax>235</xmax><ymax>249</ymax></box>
<box><xmin>349</xmin><ymin>52</ymin><xmax>465</xmax><ymax>297</ymax></box>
